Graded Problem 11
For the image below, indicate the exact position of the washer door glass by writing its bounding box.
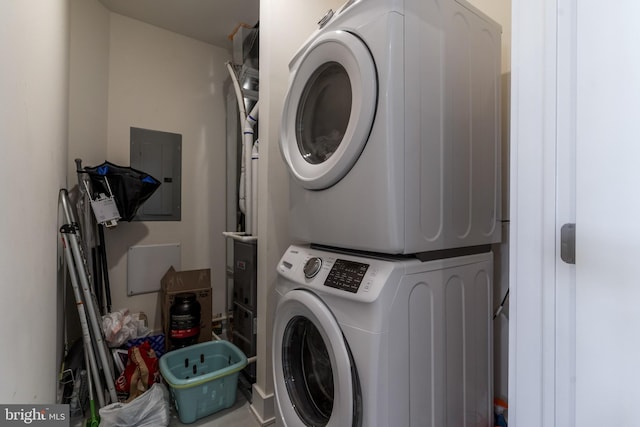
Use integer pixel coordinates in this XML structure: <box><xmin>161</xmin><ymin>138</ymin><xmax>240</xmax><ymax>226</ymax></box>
<box><xmin>282</xmin><ymin>316</ymin><xmax>334</xmax><ymax>425</ymax></box>
<box><xmin>281</xmin><ymin>30</ymin><xmax>377</xmax><ymax>190</ymax></box>
<box><xmin>273</xmin><ymin>289</ymin><xmax>362</xmax><ymax>427</ymax></box>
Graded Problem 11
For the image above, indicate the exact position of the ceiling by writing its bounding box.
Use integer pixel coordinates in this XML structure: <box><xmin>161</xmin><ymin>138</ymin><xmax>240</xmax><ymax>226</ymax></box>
<box><xmin>98</xmin><ymin>0</ymin><xmax>260</xmax><ymax>50</ymax></box>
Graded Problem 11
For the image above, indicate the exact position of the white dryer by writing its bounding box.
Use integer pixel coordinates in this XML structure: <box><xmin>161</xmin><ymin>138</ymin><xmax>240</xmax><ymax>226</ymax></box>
<box><xmin>280</xmin><ymin>0</ymin><xmax>502</xmax><ymax>254</ymax></box>
<box><xmin>272</xmin><ymin>244</ymin><xmax>493</xmax><ymax>427</ymax></box>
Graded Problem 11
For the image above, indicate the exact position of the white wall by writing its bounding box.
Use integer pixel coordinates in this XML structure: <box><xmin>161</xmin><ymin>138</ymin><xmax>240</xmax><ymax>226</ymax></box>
<box><xmin>0</xmin><ymin>0</ymin><xmax>69</xmax><ymax>403</ymax></box>
<box><xmin>68</xmin><ymin>2</ymin><xmax>231</xmax><ymax>331</ymax></box>
<box><xmin>68</xmin><ymin>0</ymin><xmax>110</xmax><ymax>185</ymax></box>
<box><xmin>467</xmin><ymin>0</ymin><xmax>511</xmax><ymax>75</ymax></box>
<box><xmin>102</xmin><ymin>14</ymin><xmax>231</xmax><ymax>330</ymax></box>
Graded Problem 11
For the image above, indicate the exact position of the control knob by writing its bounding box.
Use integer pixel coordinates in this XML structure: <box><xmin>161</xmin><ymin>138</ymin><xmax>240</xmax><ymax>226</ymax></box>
<box><xmin>303</xmin><ymin>257</ymin><xmax>323</xmax><ymax>279</ymax></box>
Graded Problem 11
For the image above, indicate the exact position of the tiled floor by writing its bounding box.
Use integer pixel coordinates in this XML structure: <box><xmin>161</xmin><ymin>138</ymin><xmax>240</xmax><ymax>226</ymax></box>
<box><xmin>168</xmin><ymin>391</ymin><xmax>260</xmax><ymax>427</ymax></box>
<box><xmin>71</xmin><ymin>390</ymin><xmax>260</xmax><ymax>427</ymax></box>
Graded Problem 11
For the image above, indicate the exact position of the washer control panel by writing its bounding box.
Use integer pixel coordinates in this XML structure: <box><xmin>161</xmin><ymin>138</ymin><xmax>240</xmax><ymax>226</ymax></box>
<box><xmin>324</xmin><ymin>258</ymin><xmax>369</xmax><ymax>293</ymax></box>
<box><xmin>277</xmin><ymin>245</ymin><xmax>400</xmax><ymax>301</ymax></box>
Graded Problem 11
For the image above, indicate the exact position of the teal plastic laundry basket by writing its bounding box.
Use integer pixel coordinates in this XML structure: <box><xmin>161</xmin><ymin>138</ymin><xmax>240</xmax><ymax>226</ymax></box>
<box><xmin>159</xmin><ymin>340</ymin><xmax>247</xmax><ymax>424</ymax></box>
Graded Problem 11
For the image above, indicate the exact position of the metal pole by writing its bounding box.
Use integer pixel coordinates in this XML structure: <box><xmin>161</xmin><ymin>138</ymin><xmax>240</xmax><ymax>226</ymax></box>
<box><xmin>98</xmin><ymin>224</ymin><xmax>112</xmax><ymax>313</ymax></box>
<box><xmin>66</xmin><ymin>225</ymin><xmax>118</xmax><ymax>403</ymax></box>
<box><xmin>60</xmin><ymin>189</ymin><xmax>118</xmax><ymax>403</ymax></box>
<box><xmin>60</xmin><ymin>228</ymin><xmax>106</xmax><ymax>408</ymax></box>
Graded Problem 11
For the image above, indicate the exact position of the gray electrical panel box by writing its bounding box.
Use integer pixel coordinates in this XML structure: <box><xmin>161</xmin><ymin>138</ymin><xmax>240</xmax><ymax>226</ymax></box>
<box><xmin>130</xmin><ymin>127</ymin><xmax>181</xmax><ymax>221</ymax></box>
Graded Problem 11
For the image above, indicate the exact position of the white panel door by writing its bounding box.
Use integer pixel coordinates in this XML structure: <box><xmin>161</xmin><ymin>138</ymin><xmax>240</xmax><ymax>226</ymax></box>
<box><xmin>575</xmin><ymin>2</ymin><xmax>640</xmax><ymax>425</ymax></box>
<box><xmin>511</xmin><ymin>0</ymin><xmax>640</xmax><ymax>424</ymax></box>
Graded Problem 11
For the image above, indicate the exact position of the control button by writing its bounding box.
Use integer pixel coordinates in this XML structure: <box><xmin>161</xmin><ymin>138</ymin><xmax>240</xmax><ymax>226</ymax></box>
<box><xmin>303</xmin><ymin>257</ymin><xmax>323</xmax><ymax>279</ymax></box>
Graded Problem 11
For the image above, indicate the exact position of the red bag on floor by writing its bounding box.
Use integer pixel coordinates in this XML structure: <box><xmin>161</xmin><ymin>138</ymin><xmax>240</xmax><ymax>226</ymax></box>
<box><xmin>115</xmin><ymin>340</ymin><xmax>160</xmax><ymax>402</ymax></box>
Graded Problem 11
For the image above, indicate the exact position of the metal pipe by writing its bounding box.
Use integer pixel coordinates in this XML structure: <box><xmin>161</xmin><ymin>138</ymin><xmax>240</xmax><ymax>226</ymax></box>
<box><xmin>222</xmin><ymin>231</ymin><xmax>258</xmax><ymax>242</ymax></box>
<box><xmin>227</xmin><ymin>62</ymin><xmax>247</xmax><ymax>216</ymax></box>
<box><xmin>243</xmin><ymin>103</ymin><xmax>259</xmax><ymax>235</ymax></box>
<box><xmin>59</xmin><ymin>189</ymin><xmax>77</xmax><ymax>225</ymax></box>
<box><xmin>251</xmin><ymin>140</ymin><xmax>259</xmax><ymax>237</ymax></box>
<box><xmin>226</xmin><ymin>61</ymin><xmax>260</xmax><ymax>235</ymax></box>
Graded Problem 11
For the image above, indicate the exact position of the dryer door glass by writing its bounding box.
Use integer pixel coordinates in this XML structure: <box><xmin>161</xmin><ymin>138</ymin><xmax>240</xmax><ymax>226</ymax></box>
<box><xmin>296</xmin><ymin>62</ymin><xmax>352</xmax><ymax>165</ymax></box>
<box><xmin>282</xmin><ymin>315</ymin><xmax>334</xmax><ymax>425</ymax></box>
<box><xmin>281</xmin><ymin>30</ymin><xmax>377</xmax><ymax>190</ymax></box>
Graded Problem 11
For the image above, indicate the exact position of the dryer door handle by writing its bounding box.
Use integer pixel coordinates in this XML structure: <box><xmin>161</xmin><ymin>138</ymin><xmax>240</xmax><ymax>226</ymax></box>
<box><xmin>318</xmin><ymin>9</ymin><xmax>334</xmax><ymax>28</ymax></box>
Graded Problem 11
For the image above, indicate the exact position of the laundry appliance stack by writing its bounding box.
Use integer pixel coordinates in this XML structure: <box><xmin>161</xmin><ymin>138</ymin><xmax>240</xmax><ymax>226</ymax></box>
<box><xmin>273</xmin><ymin>0</ymin><xmax>502</xmax><ymax>426</ymax></box>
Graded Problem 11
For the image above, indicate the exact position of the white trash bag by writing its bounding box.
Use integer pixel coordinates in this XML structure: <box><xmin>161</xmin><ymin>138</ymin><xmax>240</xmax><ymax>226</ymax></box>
<box><xmin>102</xmin><ymin>309</ymin><xmax>150</xmax><ymax>348</ymax></box>
<box><xmin>99</xmin><ymin>383</ymin><xmax>170</xmax><ymax>427</ymax></box>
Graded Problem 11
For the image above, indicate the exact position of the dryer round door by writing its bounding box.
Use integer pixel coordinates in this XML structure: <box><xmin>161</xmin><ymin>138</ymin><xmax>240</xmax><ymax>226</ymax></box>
<box><xmin>281</xmin><ymin>30</ymin><xmax>377</xmax><ymax>190</ymax></box>
<box><xmin>273</xmin><ymin>289</ymin><xmax>361</xmax><ymax>427</ymax></box>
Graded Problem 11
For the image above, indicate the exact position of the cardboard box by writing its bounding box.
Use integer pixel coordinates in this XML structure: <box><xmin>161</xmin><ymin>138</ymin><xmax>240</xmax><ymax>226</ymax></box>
<box><xmin>161</xmin><ymin>266</ymin><xmax>212</xmax><ymax>351</ymax></box>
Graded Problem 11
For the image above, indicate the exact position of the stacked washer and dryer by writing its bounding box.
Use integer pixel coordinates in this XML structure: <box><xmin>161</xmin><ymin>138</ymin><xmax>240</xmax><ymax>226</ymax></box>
<box><xmin>273</xmin><ymin>0</ymin><xmax>502</xmax><ymax>426</ymax></box>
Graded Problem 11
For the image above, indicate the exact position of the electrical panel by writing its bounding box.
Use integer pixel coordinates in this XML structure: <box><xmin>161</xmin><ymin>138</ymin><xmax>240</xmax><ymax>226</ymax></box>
<box><xmin>130</xmin><ymin>127</ymin><xmax>182</xmax><ymax>221</ymax></box>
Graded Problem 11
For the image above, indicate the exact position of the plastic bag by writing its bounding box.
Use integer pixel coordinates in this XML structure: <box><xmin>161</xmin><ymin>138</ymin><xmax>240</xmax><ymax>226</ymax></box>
<box><xmin>102</xmin><ymin>309</ymin><xmax>150</xmax><ymax>347</ymax></box>
<box><xmin>99</xmin><ymin>383</ymin><xmax>170</xmax><ymax>427</ymax></box>
<box><xmin>115</xmin><ymin>341</ymin><xmax>160</xmax><ymax>402</ymax></box>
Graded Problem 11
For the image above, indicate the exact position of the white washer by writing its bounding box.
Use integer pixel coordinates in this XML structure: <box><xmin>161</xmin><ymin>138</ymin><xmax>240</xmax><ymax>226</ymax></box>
<box><xmin>272</xmin><ymin>244</ymin><xmax>493</xmax><ymax>427</ymax></box>
<box><xmin>280</xmin><ymin>0</ymin><xmax>502</xmax><ymax>254</ymax></box>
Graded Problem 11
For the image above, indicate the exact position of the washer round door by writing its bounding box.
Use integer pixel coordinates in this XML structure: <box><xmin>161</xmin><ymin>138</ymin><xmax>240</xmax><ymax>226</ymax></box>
<box><xmin>280</xmin><ymin>30</ymin><xmax>377</xmax><ymax>190</ymax></box>
<box><xmin>273</xmin><ymin>289</ymin><xmax>362</xmax><ymax>427</ymax></box>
